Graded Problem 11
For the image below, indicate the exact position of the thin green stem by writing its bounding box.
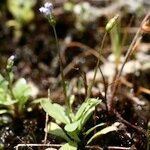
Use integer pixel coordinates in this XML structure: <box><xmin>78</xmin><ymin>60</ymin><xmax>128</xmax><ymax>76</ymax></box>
<box><xmin>86</xmin><ymin>32</ymin><xmax>107</xmax><ymax>100</ymax></box>
<box><xmin>52</xmin><ymin>26</ymin><xmax>69</xmax><ymax>108</ymax></box>
<box><xmin>98</xmin><ymin>66</ymin><xmax>108</xmax><ymax>111</ymax></box>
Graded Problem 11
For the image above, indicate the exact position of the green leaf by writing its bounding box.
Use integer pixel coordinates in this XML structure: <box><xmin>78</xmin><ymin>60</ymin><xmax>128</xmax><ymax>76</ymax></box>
<box><xmin>0</xmin><ymin>75</ymin><xmax>8</xmax><ymax>104</ymax></box>
<box><xmin>64</xmin><ymin>121</ymin><xmax>81</xmax><ymax>142</ymax></box>
<box><xmin>85</xmin><ymin>123</ymin><xmax>106</xmax><ymax>136</ymax></box>
<box><xmin>79</xmin><ymin>106</ymin><xmax>95</xmax><ymax>130</ymax></box>
<box><xmin>0</xmin><ymin>88</ymin><xmax>7</xmax><ymax>103</ymax></box>
<box><xmin>75</xmin><ymin>98</ymin><xmax>100</xmax><ymax>121</ymax></box>
<box><xmin>41</xmin><ymin>99</ymin><xmax>70</xmax><ymax>124</ymax></box>
<box><xmin>0</xmin><ymin>89</ymin><xmax>17</xmax><ymax>106</ymax></box>
<box><xmin>87</xmin><ymin>123</ymin><xmax>118</xmax><ymax>144</ymax></box>
<box><xmin>67</xmin><ymin>131</ymin><xmax>80</xmax><ymax>142</ymax></box>
<box><xmin>12</xmin><ymin>78</ymin><xmax>31</xmax><ymax>105</ymax></box>
<box><xmin>64</xmin><ymin>121</ymin><xmax>79</xmax><ymax>132</ymax></box>
<box><xmin>59</xmin><ymin>142</ymin><xmax>77</xmax><ymax>150</ymax></box>
<box><xmin>77</xmin><ymin>98</ymin><xmax>101</xmax><ymax>129</ymax></box>
<box><xmin>0</xmin><ymin>98</ymin><xmax>17</xmax><ymax>105</ymax></box>
<box><xmin>47</xmin><ymin>122</ymin><xmax>70</xmax><ymax>142</ymax></box>
<box><xmin>0</xmin><ymin>74</ymin><xmax>8</xmax><ymax>89</ymax></box>
<box><xmin>75</xmin><ymin>102</ymin><xmax>89</xmax><ymax>120</ymax></box>
<box><xmin>30</xmin><ymin>98</ymin><xmax>43</xmax><ymax>104</ymax></box>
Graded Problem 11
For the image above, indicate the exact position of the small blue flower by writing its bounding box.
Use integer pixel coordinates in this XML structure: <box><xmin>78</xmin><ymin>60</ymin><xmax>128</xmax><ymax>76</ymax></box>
<box><xmin>39</xmin><ymin>2</ymin><xmax>53</xmax><ymax>16</ymax></box>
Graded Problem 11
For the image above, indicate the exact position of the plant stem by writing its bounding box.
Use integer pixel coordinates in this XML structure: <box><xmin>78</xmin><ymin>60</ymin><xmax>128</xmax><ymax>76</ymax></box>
<box><xmin>99</xmin><ymin>66</ymin><xmax>108</xmax><ymax>111</ymax></box>
<box><xmin>108</xmin><ymin>12</ymin><xmax>150</xmax><ymax>113</ymax></box>
<box><xmin>52</xmin><ymin>26</ymin><xmax>69</xmax><ymax>108</ymax></box>
<box><xmin>109</xmin><ymin>30</ymin><xmax>142</xmax><ymax>112</ymax></box>
<box><xmin>86</xmin><ymin>32</ymin><xmax>107</xmax><ymax>100</ymax></box>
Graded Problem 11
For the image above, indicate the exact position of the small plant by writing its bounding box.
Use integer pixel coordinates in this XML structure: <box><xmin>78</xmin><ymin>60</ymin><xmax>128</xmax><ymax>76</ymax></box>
<box><xmin>6</xmin><ymin>0</ymin><xmax>36</xmax><ymax>41</ymax></box>
<box><xmin>39</xmin><ymin>3</ymin><xmax>120</xmax><ymax>149</ymax></box>
<box><xmin>39</xmin><ymin>2</ymin><xmax>68</xmax><ymax>111</ymax></box>
<box><xmin>38</xmin><ymin>96</ymin><xmax>119</xmax><ymax>150</ymax></box>
<box><xmin>0</xmin><ymin>56</ymin><xmax>32</xmax><ymax>117</ymax></box>
<box><xmin>40</xmin><ymin>96</ymin><xmax>100</xmax><ymax>149</ymax></box>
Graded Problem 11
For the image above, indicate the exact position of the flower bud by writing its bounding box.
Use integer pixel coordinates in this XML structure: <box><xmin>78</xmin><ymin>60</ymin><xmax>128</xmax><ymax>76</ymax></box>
<box><xmin>6</xmin><ymin>55</ymin><xmax>15</xmax><ymax>72</ymax></box>
<box><xmin>47</xmin><ymin>15</ymin><xmax>56</xmax><ymax>26</ymax></box>
<box><xmin>105</xmin><ymin>14</ymin><xmax>119</xmax><ymax>32</ymax></box>
<box><xmin>39</xmin><ymin>2</ymin><xmax>56</xmax><ymax>26</ymax></box>
<box><xmin>39</xmin><ymin>2</ymin><xmax>53</xmax><ymax>16</ymax></box>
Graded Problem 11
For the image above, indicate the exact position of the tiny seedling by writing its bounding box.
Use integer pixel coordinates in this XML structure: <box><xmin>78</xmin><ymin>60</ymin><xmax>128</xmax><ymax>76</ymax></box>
<box><xmin>0</xmin><ymin>56</ymin><xmax>32</xmax><ymax>117</ymax></box>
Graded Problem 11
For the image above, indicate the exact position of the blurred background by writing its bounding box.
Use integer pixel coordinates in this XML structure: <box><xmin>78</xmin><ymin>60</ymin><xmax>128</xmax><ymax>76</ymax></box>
<box><xmin>0</xmin><ymin>0</ymin><xmax>149</xmax><ymax>100</ymax></box>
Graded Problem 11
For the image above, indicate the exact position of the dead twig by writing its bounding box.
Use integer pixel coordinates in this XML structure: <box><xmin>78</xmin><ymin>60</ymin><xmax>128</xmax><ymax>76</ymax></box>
<box><xmin>58</xmin><ymin>41</ymin><xmax>101</xmax><ymax>82</ymax></box>
<box><xmin>43</xmin><ymin>89</ymin><xmax>50</xmax><ymax>144</ymax></box>
<box><xmin>15</xmin><ymin>144</ymin><xmax>62</xmax><ymax>150</ymax></box>
<box><xmin>15</xmin><ymin>143</ymin><xmax>136</xmax><ymax>150</ymax></box>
